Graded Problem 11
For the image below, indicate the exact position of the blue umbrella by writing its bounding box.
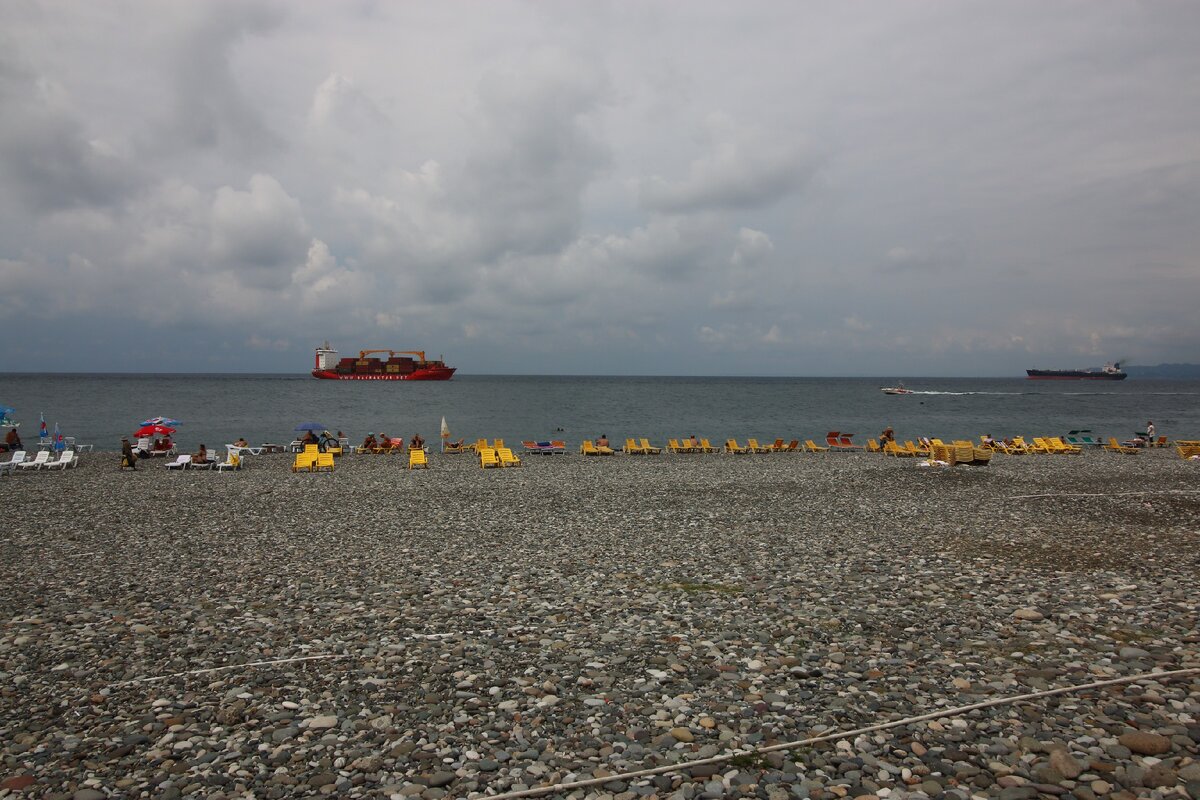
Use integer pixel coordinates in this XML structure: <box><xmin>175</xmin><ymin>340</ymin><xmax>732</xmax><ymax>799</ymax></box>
<box><xmin>294</xmin><ymin>422</ymin><xmax>327</xmax><ymax>432</ymax></box>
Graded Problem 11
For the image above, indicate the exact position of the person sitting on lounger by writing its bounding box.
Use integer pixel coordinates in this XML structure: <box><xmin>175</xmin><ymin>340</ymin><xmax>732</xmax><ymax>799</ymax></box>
<box><xmin>235</xmin><ymin>437</ymin><xmax>249</xmax><ymax>448</ymax></box>
<box><xmin>597</xmin><ymin>434</ymin><xmax>609</xmax><ymax>448</ymax></box>
<box><xmin>982</xmin><ymin>434</ymin><xmax>996</xmax><ymax>448</ymax></box>
<box><xmin>361</xmin><ymin>433</ymin><xmax>377</xmax><ymax>450</ymax></box>
<box><xmin>410</xmin><ymin>432</ymin><xmax>425</xmax><ymax>450</ymax></box>
<box><xmin>689</xmin><ymin>434</ymin><xmax>700</xmax><ymax>449</ymax></box>
<box><xmin>881</xmin><ymin>427</ymin><xmax>895</xmax><ymax>444</ymax></box>
<box><xmin>193</xmin><ymin>444</ymin><xmax>209</xmax><ymax>465</ymax></box>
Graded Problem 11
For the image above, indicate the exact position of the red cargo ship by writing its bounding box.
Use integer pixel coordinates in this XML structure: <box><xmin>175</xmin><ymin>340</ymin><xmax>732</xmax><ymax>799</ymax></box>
<box><xmin>312</xmin><ymin>342</ymin><xmax>456</xmax><ymax>380</ymax></box>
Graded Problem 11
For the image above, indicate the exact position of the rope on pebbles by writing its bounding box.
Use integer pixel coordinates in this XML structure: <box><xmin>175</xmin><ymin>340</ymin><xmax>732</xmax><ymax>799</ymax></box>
<box><xmin>486</xmin><ymin>667</ymin><xmax>1200</xmax><ymax>800</ymax></box>
<box><xmin>109</xmin><ymin>630</ymin><xmax>497</xmax><ymax>687</ymax></box>
<box><xmin>1005</xmin><ymin>488</ymin><xmax>1200</xmax><ymax>500</ymax></box>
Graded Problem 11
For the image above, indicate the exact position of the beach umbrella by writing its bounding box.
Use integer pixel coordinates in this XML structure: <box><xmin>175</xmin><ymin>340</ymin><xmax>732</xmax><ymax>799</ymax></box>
<box><xmin>440</xmin><ymin>416</ymin><xmax>450</xmax><ymax>452</ymax></box>
<box><xmin>39</xmin><ymin>412</ymin><xmax>47</xmax><ymax>440</ymax></box>
<box><xmin>0</xmin><ymin>405</ymin><xmax>15</xmax><ymax>427</ymax></box>
<box><xmin>53</xmin><ymin>422</ymin><xmax>65</xmax><ymax>451</ymax></box>
<box><xmin>294</xmin><ymin>421</ymin><xmax>326</xmax><ymax>432</ymax></box>
<box><xmin>140</xmin><ymin>416</ymin><xmax>181</xmax><ymax>427</ymax></box>
<box><xmin>134</xmin><ymin>424</ymin><xmax>176</xmax><ymax>437</ymax></box>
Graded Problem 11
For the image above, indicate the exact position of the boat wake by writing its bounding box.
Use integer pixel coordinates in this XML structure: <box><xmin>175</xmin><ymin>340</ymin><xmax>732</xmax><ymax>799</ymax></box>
<box><xmin>906</xmin><ymin>390</ymin><xmax>1024</xmax><ymax>396</ymax></box>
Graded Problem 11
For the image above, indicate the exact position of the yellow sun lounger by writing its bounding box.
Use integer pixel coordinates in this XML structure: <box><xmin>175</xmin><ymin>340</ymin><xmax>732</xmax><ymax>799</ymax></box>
<box><xmin>408</xmin><ymin>449</ymin><xmax>428</xmax><ymax>469</ymax></box>
<box><xmin>639</xmin><ymin>438</ymin><xmax>662</xmax><ymax>455</ymax></box>
<box><xmin>724</xmin><ymin>439</ymin><xmax>748</xmax><ymax>454</ymax></box>
<box><xmin>746</xmin><ymin>438</ymin><xmax>772</xmax><ymax>454</ymax></box>
<box><xmin>1103</xmin><ymin>437</ymin><xmax>1140</xmax><ymax>455</ymax></box>
<box><xmin>479</xmin><ymin>447</ymin><xmax>500</xmax><ymax>468</ymax></box>
<box><xmin>498</xmin><ymin>447</ymin><xmax>522</xmax><ymax>467</ymax></box>
<box><xmin>804</xmin><ymin>439</ymin><xmax>829</xmax><ymax>453</ymax></box>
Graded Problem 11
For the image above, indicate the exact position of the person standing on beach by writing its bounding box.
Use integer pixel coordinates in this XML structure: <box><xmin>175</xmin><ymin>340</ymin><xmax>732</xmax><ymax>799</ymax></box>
<box><xmin>881</xmin><ymin>426</ymin><xmax>895</xmax><ymax>445</ymax></box>
<box><xmin>5</xmin><ymin>427</ymin><xmax>21</xmax><ymax>452</ymax></box>
<box><xmin>120</xmin><ymin>437</ymin><xmax>137</xmax><ymax>470</ymax></box>
<box><xmin>1146</xmin><ymin>421</ymin><xmax>1155</xmax><ymax>445</ymax></box>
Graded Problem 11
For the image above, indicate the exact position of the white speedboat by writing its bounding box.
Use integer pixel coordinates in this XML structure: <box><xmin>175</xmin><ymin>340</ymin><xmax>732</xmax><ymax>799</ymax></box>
<box><xmin>881</xmin><ymin>383</ymin><xmax>913</xmax><ymax>395</ymax></box>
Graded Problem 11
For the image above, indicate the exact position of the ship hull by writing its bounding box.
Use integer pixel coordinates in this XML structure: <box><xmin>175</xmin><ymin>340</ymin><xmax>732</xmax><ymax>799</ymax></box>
<box><xmin>1025</xmin><ymin>371</ymin><xmax>1126</xmax><ymax>380</ymax></box>
<box><xmin>312</xmin><ymin>367</ymin><xmax>456</xmax><ymax>381</ymax></box>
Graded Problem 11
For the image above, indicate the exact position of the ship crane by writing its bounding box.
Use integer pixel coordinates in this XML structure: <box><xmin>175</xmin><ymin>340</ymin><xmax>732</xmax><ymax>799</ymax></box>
<box><xmin>358</xmin><ymin>349</ymin><xmax>426</xmax><ymax>361</ymax></box>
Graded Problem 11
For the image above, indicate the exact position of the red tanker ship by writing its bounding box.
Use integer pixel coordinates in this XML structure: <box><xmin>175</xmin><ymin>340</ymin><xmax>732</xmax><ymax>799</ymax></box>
<box><xmin>312</xmin><ymin>342</ymin><xmax>456</xmax><ymax>381</ymax></box>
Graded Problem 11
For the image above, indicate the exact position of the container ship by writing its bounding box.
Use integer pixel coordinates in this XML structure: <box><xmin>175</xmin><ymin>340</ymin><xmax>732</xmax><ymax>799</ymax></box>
<box><xmin>1025</xmin><ymin>362</ymin><xmax>1126</xmax><ymax>380</ymax></box>
<box><xmin>312</xmin><ymin>342</ymin><xmax>456</xmax><ymax>380</ymax></box>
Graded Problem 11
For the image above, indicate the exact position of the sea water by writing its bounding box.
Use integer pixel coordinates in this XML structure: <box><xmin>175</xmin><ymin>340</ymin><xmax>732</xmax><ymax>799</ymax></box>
<box><xmin>1</xmin><ymin>374</ymin><xmax>1197</xmax><ymax>452</ymax></box>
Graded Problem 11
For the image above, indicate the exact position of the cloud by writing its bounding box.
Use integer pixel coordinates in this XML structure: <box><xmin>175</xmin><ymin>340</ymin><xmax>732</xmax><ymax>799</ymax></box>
<box><xmin>159</xmin><ymin>2</ymin><xmax>284</xmax><ymax>156</ymax></box>
<box><xmin>0</xmin><ymin>57</ymin><xmax>142</xmax><ymax>213</ymax></box>
<box><xmin>640</xmin><ymin>116</ymin><xmax>817</xmax><ymax>213</ymax></box>
<box><xmin>210</xmin><ymin>174</ymin><xmax>310</xmax><ymax>285</ymax></box>
<box><xmin>2</xmin><ymin>2</ymin><xmax>1199</xmax><ymax>374</ymax></box>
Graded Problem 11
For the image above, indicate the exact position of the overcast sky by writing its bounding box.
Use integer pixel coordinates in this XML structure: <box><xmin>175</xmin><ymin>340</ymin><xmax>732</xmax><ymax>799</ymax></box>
<box><xmin>2</xmin><ymin>1</ymin><xmax>1198</xmax><ymax>376</ymax></box>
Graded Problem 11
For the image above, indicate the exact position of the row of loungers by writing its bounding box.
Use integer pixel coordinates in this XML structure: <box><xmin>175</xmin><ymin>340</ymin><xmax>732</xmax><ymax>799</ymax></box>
<box><xmin>0</xmin><ymin>449</ymin><xmax>78</xmax><ymax>475</ymax></box>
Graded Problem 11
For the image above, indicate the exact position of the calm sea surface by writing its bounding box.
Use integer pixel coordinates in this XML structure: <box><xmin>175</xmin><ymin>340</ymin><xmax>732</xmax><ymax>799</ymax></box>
<box><xmin>1</xmin><ymin>374</ymin><xmax>1197</xmax><ymax>452</ymax></box>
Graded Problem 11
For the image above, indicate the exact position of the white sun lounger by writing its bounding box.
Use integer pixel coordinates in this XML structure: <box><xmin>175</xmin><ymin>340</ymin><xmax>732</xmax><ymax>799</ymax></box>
<box><xmin>0</xmin><ymin>450</ymin><xmax>26</xmax><ymax>476</ymax></box>
<box><xmin>165</xmin><ymin>454</ymin><xmax>192</xmax><ymax>470</ymax></box>
<box><xmin>214</xmin><ymin>452</ymin><xmax>242</xmax><ymax>471</ymax></box>
<box><xmin>46</xmin><ymin>450</ymin><xmax>76</xmax><ymax>470</ymax></box>
<box><xmin>19</xmin><ymin>450</ymin><xmax>53</xmax><ymax>470</ymax></box>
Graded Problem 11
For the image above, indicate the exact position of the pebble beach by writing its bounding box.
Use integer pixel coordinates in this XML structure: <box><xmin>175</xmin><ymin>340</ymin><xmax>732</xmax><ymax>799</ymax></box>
<box><xmin>2</xmin><ymin>448</ymin><xmax>1198</xmax><ymax>800</ymax></box>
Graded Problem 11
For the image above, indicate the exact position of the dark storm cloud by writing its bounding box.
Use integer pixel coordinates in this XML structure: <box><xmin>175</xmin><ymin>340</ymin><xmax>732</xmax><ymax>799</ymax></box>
<box><xmin>158</xmin><ymin>2</ymin><xmax>285</xmax><ymax>156</ymax></box>
<box><xmin>0</xmin><ymin>58</ymin><xmax>142</xmax><ymax>212</ymax></box>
